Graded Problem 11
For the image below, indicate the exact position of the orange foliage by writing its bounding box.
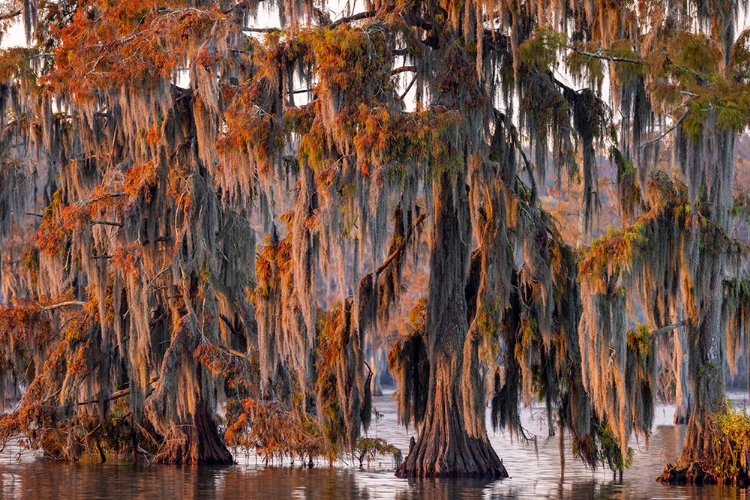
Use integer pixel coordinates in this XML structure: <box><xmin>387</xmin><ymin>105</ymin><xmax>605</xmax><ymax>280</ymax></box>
<box><xmin>46</xmin><ymin>1</ymin><xmax>223</xmax><ymax>99</ymax></box>
<box><xmin>255</xmin><ymin>232</ymin><xmax>293</xmax><ymax>299</ymax></box>
<box><xmin>34</xmin><ymin>216</ymin><xmax>70</xmax><ymax>256</ymax></box>
<box><xmin>194</xmin><ymin>340</ymin><xmax>258</xmax><ymax>392</ymax></box>
<box><xmin>167</xmin><ymin>163</ymin><xmax>193</xmax><ymax>213</ymax></box>
<box><xmin>111</xmin><ymin>242</ymin><xmax>142</xmax><ymax>275</ymax></box>
<box><xmin>223</xmin><ymin>397</ymin><xmax>330</xmax><ymax>463</ymax></box>
<box><xmin>0</xmin><ymin>301</ymin><xmax>55</xmax><ymax>348</ymax></box>
<box><xmin>124</xmin><ymin>158</ymin><xmax>158</xmax><ymax>201</ymax></box>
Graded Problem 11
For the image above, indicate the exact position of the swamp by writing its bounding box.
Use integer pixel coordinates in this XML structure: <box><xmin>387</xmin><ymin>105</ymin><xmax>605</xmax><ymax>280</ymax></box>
<box><xmin>2</xmin><ymin>0</ymin><xmax>750</xmax><ymax>496</ymax></box>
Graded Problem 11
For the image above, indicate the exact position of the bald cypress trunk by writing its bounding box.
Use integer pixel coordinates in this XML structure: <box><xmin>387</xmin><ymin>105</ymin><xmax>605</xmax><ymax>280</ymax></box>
<box><xmin>672</xmin><ymin>328</ymin><xmax>691</xmax><ymax>425</ymax></box>
<box><xmin>396</xmin><ymin>172</ymin><xmax>507</xmax><ymax>479</ymax></box>
<box><xmin>153</xmin><ymin>401</ymin><xmax>233</xmax><ymax>465</ymax></box>
<box><xmin>658</xmin><ymin>297</ymin><xmax>726</xmax><ymax>484</ymax></box>
<box><xmin>657</xmin><ymin>126</ymin><xmax>735</xmax><ymax>484</ymax></box>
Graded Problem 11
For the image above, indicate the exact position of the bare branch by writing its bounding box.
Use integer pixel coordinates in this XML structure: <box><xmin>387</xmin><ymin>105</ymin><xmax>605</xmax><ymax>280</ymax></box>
<box><xmin>77</xmin><ymin>378</ymin><xmax>158</xmax><ymax>405</ymax></box>
<box><xmin>243</xmin><ymin>27</ymin><xmax>279</xmax><ymax>33</ymax></box>
<box><xmin>392</xmin><ymin>66</ymin><xmax>417</xmax><ymax>75</ymax></box>
<box><xmin>41</xmin><ymin>301</ymin><xmax>87</xmax><ymax>311</ymax></box>
<box><xmin>651</xmin><ymin>320</ymin><xmax>688</xmax><ymax>337</ymax></box>
<box><xmin>399</xmin><ymin>74</ymin><xmax>417</xmax><ymax>101</ymax></box>
<box><xmin>569</xmin><ymin>46</ymin><xmax>644</xmax><ymax>65</ymax></box>
<box><xmin>638</xmin><ymin>110</ymin><xmax>689</xmax><ymax>149</ymax></box>
<box><xmin>328</xmin><ymin>11</ymin><xmax>375</xmax><ymax>29</ymax></box>
<box><xmin>243</xmin><ymin>11</ymin><xmax>376</xmax><ymax>35</ymax></box>
<box><xmin>90</xmin><ymin>220</ymin><xmax>124</xmax><ymax>227</ymax></box>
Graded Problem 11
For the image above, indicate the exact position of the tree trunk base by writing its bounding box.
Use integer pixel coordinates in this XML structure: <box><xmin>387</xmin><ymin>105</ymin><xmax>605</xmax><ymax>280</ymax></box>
<box><xmin>395</xmin><ymin>435</ymin><xmax>508</xmax><ymax>479</ymax></box>
<box><xmin>657</xmin><ymin>462</ymin><xmax>750</xmax><ymax>486</ymax></box>
<box><xmin>154</xmin><ymin>403</ymin><xmax>233</xmax><ymax>465</ymax></box>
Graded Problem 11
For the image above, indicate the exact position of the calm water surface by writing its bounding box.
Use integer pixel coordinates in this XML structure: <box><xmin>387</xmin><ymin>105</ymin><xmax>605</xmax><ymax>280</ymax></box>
<box><xmin>1</xmin><ymin>393</ymin><xmax>749</xmax><ymax>499</ymax></box>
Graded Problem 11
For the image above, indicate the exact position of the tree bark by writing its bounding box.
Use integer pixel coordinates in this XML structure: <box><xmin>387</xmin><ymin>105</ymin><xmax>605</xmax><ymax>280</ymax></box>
<box><xmin>396</xmin><ymin>172</ymin><xmax>507</xmax><ymax>478</ymax></box>
<box><xmin>658</xmin><ymin>259</ymin><xmax>726</xmax><ymax>484</ymax></box>
<box><xmin>153</xmin><ymin>401</ymin><xmax>234</xmax><ymax>465</ymax></box>
<box><xmin>672</xmin><ymin>327</ymin><xmax>691</xmax><ymax>425</ymax></box>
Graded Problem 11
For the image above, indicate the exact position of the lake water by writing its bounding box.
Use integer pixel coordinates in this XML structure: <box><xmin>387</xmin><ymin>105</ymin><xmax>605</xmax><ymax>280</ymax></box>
<box><xmin>1</xmin><ymin>392</ymin><xmax>749</xmax><ymax>499</ymax></box>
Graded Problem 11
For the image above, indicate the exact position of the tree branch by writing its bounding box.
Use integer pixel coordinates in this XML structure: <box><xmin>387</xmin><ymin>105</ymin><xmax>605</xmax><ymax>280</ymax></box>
<box><xmin>570</xmin><ymin>46</ymin><xmax>644</xmax><ymax>65</ymax></box>
<box><xmin>392</xmin><ymin>66</ymin><xmax>417</xmax><ymax>75</ymax></box>
<box><xmin>651</xmin><ymin>320</ymin><xmax>688</xmax><ymax>337</ymax></box>
<box><xmin>328</xmin><ymin>11</ymin><xmax>375</xmax><ymax>29</ymax></box>
<box><xmin>41</xmin><ymin>301</ymin><xmax>86</xmax><ymax>311</ymax></box>
<box><xmin>0</xmin><ymin>9</ymin><xmax>21</xmax><ymax>22</ymax></box>
<box><xmin>638</xmin><ymin>110</ymin><xmax>689</xmax><ymax>149</ymax></box>
<box><xmin>243</xmin><ymin>11</ymin><xmax>376</xmax><ymax>34</ymax></box>
<box><xmin>493</xmin><ymin>109</ymin><xmax>537</xmax><ymax>199</ymax></box>
<box><xmin>243</xmin><ymin>27</ymin><xmax>279</xmax><ymax>33</ymax></box>
<box><xmin>399</xmin><ymin>74</ymin><xmax>417</xmax><ymax>100</ymax></box>
<box><xmin>77</xmin><ymin>378</ymin><xmax>158</xmax><ymax>405</ymax></box>
<box><xmin>220</xmin><ymin>313</ymin><xmax>244</xmax><ymax>340</ymax></box>
<box><xmin>90</xmin><ymin>220</ymin><xmax>124</xmax><ymax>227</ymax></box>
<box><xmin>375</xmin><ymin>213</ymin><xmax>427</xmax><ymax>276</ymax></box>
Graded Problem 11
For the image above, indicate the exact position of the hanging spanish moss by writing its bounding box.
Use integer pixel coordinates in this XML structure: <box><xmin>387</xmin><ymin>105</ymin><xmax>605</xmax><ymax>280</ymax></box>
<box><xmin>2</xmin><ymin>0</ymin><xmax>750</xmax><ymax>481</ymax></box>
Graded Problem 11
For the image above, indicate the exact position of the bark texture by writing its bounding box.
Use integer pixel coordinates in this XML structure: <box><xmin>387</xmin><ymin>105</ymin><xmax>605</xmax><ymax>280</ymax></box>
<box><xmin>397</xmin><ymin>172</ymin><xmax>507</xmax><ymax>479</ymax></box>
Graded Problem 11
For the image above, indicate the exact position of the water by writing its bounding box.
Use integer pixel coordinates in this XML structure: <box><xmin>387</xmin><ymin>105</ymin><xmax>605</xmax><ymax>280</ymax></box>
<box><xmin>0</xmin><ymin>393</ymin><xmax>749</xmax><ymax>499</ymax></box>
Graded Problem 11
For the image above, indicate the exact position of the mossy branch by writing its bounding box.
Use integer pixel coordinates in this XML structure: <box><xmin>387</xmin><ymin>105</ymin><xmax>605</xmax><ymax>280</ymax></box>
<box><xmin>41</xmin><ymin>301</ymin><xmax>87</xmax><ymax>311</ymax></box>
<box><xmin>638</xmin><ymin>110</ymin><xmax>689</xmax><ymax>149</ymax></box>
<box><xmin>77</xmin><ymin>378</ymin><xmax>158</xmax><ymax>405</ymax></box>
<box><xmin>375</xmin><ymin>213</ymin><xmax>426</xmax><ymax>277</ymax></box>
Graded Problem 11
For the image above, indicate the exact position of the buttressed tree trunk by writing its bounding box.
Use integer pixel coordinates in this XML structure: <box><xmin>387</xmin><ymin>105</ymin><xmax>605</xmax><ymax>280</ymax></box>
<box><xmin>397</xmin><ymin>171</ymin><xmax>507</xmax><ymax>478</ymax></box>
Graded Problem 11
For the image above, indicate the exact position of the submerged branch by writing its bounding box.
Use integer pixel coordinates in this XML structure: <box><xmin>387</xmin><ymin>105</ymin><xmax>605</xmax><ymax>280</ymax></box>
<box><xmin>243</xmin><ymin>27</ymin><xmax>279</xmax><ymax>33</ymax></box>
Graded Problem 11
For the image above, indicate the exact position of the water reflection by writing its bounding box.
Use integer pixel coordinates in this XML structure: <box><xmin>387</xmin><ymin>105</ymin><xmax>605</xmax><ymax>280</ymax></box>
<box><xmin>0</xmin><ymin>394</ymin><xmax>748</xmax><ymax>499</ymax></box>
<box><xmin>0</xmin><ymin>460</ymin><xmax>748</xmax><ymax>499</ymax></box>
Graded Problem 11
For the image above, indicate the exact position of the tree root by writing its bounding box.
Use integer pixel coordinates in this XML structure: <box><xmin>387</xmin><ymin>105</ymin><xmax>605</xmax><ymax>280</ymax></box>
<box><xmin>657</xmin><ymin>461</ymin><xmax>750</xmax><ymax>486</ymax></box>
